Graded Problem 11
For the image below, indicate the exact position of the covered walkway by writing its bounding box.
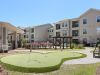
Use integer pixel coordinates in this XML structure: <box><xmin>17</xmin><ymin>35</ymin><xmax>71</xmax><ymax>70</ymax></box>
<box><xmin>0</xmin><ymin>22</ymin><xmax>24</xmax><ymax>51</ymax></box>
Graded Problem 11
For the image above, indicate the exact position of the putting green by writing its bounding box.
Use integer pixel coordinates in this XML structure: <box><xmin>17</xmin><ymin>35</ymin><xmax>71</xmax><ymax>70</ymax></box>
<box><xmin>0</xmin><ymin>51</ymin><xmax>86</xmax><ymax>73</ymax></box>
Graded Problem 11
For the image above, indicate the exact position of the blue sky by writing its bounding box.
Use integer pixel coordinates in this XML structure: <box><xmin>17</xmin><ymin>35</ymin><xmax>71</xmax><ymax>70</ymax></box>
<box><xmin>0</xmin><ymin>0</ymin><xmax>100</xmax><ymax>27</ymax></box>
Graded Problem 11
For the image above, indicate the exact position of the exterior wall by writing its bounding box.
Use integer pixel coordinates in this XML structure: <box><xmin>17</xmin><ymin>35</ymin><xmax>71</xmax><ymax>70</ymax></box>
<box><xmin>79</xmin><ymin>9</ymin><xmax>100</xmax><ymax>44</ymax></box>
<box><xmin>24</xmin><ymin>24</ymin><xmax>52</xmax><ymax>42</ymax></box>
<box><xmin>48</xmin><ymin>27</ymin><xmax>54</xmax><ymax>37</ymax></box>
<box><xmin>34</xmin><ymin>24</ymin><xmax>52</xmax><ymax>42</ymax></box>
<box><xmin>48</xmin><ymin>8</ymin><xmax>100</xmax><ymax>45</ymax></box>
<box><xmin>23</xmin><ymin>27</ymin><xmax>32</xmax><ymax>43</ymax></box>
<box><xmin>53</xmin><ymin>19</ymin><xmax>70</xmax><ymax>37</ymax></box>
<box><xmin>70</xmin><ymin>18</ymin><xmax>80</xmax><ymax>42</ymax></box>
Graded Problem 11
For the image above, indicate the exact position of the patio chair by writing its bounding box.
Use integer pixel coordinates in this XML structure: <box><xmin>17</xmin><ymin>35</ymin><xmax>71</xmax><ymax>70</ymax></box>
<box><xmin>93</xmin><ymin>44</ymin><xmax>100</xmax><ymax>58</ymax></box>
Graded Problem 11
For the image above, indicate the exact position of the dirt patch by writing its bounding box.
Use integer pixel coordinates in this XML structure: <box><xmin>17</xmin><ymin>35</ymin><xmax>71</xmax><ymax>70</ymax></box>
<box><xmin>96</xmin><ymin>66</ymin><xmax>100</xmax><ymax>75</ymax></box>
<box><xmin>0</xmin><ymin>65</ymin><xmax>8</xmax><ymax>75</ymax></box>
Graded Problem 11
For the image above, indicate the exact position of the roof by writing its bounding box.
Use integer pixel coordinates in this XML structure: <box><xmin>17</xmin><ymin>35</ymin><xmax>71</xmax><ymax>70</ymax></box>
<box><xmin>54</xmin><ymin>19</ymin><xmax>69</xmax><ymax>24</ymax></box>
<box><xmin>79</xmin><ymin>8</ymin><xmax>100</xmax><ymax>18</ymax></box>
<box><xmin>0</xmin><ymin>22</ymin><xmax>24</xmax><ymax>34</ymax></box>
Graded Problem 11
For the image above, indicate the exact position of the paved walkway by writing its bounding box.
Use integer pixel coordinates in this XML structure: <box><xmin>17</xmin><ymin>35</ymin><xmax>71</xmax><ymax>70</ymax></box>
<box><xmin>64</xmin><ymin>47</ymin><xmax>100</xmax><ymax>65</ymax></box>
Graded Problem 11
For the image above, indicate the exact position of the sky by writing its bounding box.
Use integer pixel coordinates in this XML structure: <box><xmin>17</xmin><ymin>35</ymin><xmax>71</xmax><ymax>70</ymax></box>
<box><xmin>0</xmin><ymin>0</ymin><xmax>100</xmax><ymax>27</ymax></box>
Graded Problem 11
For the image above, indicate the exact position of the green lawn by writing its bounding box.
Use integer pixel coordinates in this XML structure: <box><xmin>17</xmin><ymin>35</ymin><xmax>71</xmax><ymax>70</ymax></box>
<box><xmin>6</xmin><ymin>64</ymin><xmax>98</xmax><ymax>75</ymax></box>
<box><xmin>0</xmin><ymin>51</ymin><xmax>86</xmax><ymax>73</ymax></box>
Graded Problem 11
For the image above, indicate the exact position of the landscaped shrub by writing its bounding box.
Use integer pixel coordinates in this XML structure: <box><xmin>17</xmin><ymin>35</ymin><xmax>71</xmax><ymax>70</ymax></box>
<box><xmin>30</xmin><ymin>42</ymin><xmax>52</xmax><ymax>49</ymax></box>
<box><xmin>71</xmin><ymin>43</ymin><xmax>84</xmax><ymax>49</ymax></box>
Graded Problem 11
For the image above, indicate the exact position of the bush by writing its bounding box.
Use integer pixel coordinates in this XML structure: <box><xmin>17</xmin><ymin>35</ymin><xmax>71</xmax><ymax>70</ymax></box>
<box><xmin>71</xmin><ymin>43</ymin><xmax>84</xmax><ymax>49</ymax></box>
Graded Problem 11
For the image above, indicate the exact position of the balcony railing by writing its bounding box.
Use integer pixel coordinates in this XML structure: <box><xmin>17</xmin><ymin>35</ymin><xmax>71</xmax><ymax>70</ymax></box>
<box><xmin>72</xmin><ymin>23</ymin><xmax>79</xmax><ymax>28</ymax></box>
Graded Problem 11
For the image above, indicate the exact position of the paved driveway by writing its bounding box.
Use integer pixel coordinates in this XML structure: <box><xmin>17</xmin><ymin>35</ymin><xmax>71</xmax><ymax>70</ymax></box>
<box><xmin>64</xmin><ymin>47</ymin><xmax>100</xmax><ymax>64</ymax></box>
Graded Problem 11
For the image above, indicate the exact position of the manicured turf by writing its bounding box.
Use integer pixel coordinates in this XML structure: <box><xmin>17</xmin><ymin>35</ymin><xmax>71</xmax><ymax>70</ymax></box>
<box><xmin>0</xmin><ymin>51</ymin><xmax>86</xmax><ymax>73</ymax></box>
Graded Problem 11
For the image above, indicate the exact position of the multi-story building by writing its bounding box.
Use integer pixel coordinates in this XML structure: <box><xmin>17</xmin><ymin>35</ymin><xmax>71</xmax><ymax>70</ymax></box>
<box><xmin>1</xmin><ymin>8</ymin><xmax>100</xmax><ymax>51</ymax></box>
<box><xmin>48</xmin><ymin>8</ymin><xmax>100</xmax><ymax>46</ymax></box>
<box><xmin>23</xmin><ymin>24</ymin><xmax>52</xmax><ymax>43</ymax></box>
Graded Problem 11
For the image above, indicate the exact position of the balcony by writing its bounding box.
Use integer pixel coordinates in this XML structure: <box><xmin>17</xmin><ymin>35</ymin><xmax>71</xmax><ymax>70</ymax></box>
<box><xmin>72</xmin><ymin>30</ymin><xmax>79</xmax><ymax>36</ymax></box>
<box><xmin>56</xmin><ymin>32</ymin><xmax>60</xmax><ymax>37</ymax></box>
<box><xmin>72</xmin><ymin>21</ymin><xmax>79</xmax><ymax>28</ymax></box>
<box><xmin>56</xmin><ymin>24</ymin><xmax>61</xmax><ymax>30</ymax></box>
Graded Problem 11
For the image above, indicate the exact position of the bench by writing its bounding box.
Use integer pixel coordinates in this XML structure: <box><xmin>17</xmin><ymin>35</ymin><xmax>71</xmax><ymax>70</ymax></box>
<box><xmin>93</xmin><ymin>50</ymin><xmax>100</xmax><ymax>58</ymax></box>
<box><xmin>93</xmin><ymin>46</ymin><xmax>100</xmax><ymax>58</ymax></box>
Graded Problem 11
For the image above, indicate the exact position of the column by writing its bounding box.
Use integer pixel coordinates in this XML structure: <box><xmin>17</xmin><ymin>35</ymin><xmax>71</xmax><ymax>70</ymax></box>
<box><xmin>63</xmin><ymin>38</ymin><xmax>64</xmax><ymax>49</ymax></box>
<box><xmin>14</xmin><ymin>32</ymin><xmax>18</xmax><ymax>49</ymax></box>
<box><xmin>0</xmin><ymin>24</ymin><xmax>3</xmax><ymax>50</ymax></box>
<box><xmin>69</xmin><ymin>38</ymin><xmax>72</xmax><ymax>49</ymax></box>
<box><xmin>60</xmin><ymin>38</ymin><xmax>61</xmax><ymax>49</ymax></box>
<box><xmin>53</xmin><ymin>38</ymin><xmax>54</xmax><ymax>48</ymax></box>
<box><xmin>2</xmin><ymin>27</ymin><xmax>8</xmax><ymax>50</ymax></box>
<box><xmin>55</xmin><ymin>38</ymin><xmax>57</xmax><ymax>49</ymax></box>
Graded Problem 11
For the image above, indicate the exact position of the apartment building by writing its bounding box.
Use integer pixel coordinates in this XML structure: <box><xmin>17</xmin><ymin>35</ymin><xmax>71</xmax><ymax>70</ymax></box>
<box><xmin>48</xmin><ymin>8</ymin><xmax>100</xmax><ymax>46</ymax></box>
<box><xmin>0</xmin><ymin>22</ymin><xmax>24</xmax><ymax>51</ymax></box>
<box><xmin>23</xmin><ymin>24</ymin><xmax>52</xmax><ymax>43</ymax></box>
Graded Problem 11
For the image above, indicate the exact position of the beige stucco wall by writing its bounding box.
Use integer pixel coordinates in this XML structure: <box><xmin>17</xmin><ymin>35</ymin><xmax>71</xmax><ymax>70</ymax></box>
<box><xmin>49</xmin><ymin>9</ymin><xmax>100</xmax><ymax>44</ymax></box>
<box><xmin>79</xmin><ymin>9</ymin><xmax>100</xmax><ymax>43</ymax></box>
<box><xmin>53</xmin><ymin>19</ymin><xmax>70</xmax><ymax>37</ymax></box>
<box><xmin>34</xmin><ymin>24</ymin><xmax>52</xmax><ymax>42</ymax></box>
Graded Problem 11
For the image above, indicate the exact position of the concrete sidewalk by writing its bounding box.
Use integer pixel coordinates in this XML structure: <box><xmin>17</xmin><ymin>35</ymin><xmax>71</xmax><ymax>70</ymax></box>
<box><xmin>64</xmin><ymin>47</ymin><xmax>100</xmax><ymax>65</ymax></box>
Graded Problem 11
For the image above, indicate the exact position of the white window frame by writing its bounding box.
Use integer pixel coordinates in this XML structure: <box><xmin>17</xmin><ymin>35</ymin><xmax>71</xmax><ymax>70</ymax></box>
<box><xmin>96</xmin><ymin>16</ymin><xmax>100</xmax><ymax>22</ymax></box>
<box><xmin>83</xmin><ymin>18</ymin><xmax>87</xmax><ymax>24</ymax></box>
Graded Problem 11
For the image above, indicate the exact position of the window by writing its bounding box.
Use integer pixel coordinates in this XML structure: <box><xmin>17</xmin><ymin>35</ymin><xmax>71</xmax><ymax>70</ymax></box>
<box><xmin>31</xmin><ymin>34</ymin><xmax>34</xmax><ymax>39</ymax></box>
<box><xmin>97</xmin><ymin>27</ymin><xmax>100</xmax><ymax>33</ymax></box>
<box><xmin>64</xmin><ymin>22</ymin><xmax>67</xmax><ymax>27</ymax></box>
<box><xmin>72</xmin><ymin>21</ymin><xmax>79</xmax><ymax>28</ymax></box>
<box><xmin>56</xmin><ymin>24</ymin><xmax>60</xmax><ymax>30</ymax></box>
<box><xmin>31</xmin><ymin>28</ymin><xmax>34</xmax><ymax>33</ymax></box>
<box><xmin>62</xmin><ymin>30</ymin><xmax>67</xmax><ymax>36</ymax></box>
<box><xmin>97</xmin><ymin>38</ymin><xmax>100</xmax><ymax>42</ymax></box>
<box><xmin>62</xmin><ymin>23</ymin><xmax>64</xmax><ymax>27</ymax></box>
<box><xmin>49</xmin><ymin>35</ymin><xmax>52</xmax><ymax>38</ymax></box>
<box><xmin>48</xmin><ymin>29</ymin><xmax>53</xmax><ymax>32</ymax></box>
<box><xmin>72</xmin><ymin>30</ymin><xmax>79</xmax><ymax>36</ymax></box>
<box><xmin>83</xmin><ymin>38</ymin><xmax>87</xmax><ymax>44</ymax></box>
<box><xmin>24</xmin><ymin>35</ymin><xmax>26</xmax><ymax>38</ymax></box>
<box><xmin>83</xmin><ymin>29</ymin><xmax>87</xmax><ymax>34</ymax></box>
<box><xmin>52</xmin><ymin>29</ymin><xmax>53</xmax><ymax>32</ymax></box>
<box><xmin>24</xmin><ymin>29</ymin><xmax>26</xmax><ymax>33</ymax></box>
<box><xmin>31</xmin><ymin>40</ymin><xmax>34</xmax><ymax>42</ymax></box>
<box><xmin>56</xmin><ymin>32</ymin><xmax>60</xmax><ymax>37</ymax></box>
<box><xmin>97</xmin><ymin>16</ymin><xmax>100</xmax><ymax>22</ymax></box>
<box><xmin>83</xmin><ymin>19</ymin><xmax>87</xmax><ymax>24</ymax></box>
<box><xmin>27</xmin><ymin>40</ymin><xmax>29</xmax><ymax>43</ymax></box>
<box><xmin>24</xmin><ymin>35</ymin><xmax>28</xmax><ymax>38</ymax></box>
<box><xmin>62</xmin><ymin>22</ymin><xmax>67</xmax><ymax>27</ymax></box>
<box><xmin>10</xmin><ymin>36</ymin><xmax>12</xmax><ymax>40</ymax></box>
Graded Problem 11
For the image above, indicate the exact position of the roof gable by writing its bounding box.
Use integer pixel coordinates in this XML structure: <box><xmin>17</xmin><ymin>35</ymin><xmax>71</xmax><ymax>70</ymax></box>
<box><xmin>79</xmin><ymin>8</ymin><xmax>100</xmax><ymax>18</ymax></box>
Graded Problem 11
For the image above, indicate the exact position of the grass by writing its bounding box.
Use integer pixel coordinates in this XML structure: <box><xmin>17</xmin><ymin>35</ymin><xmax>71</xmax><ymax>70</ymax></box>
<box><xmin>6</xmin><ymin>64</ymin><xmax>98</xmax><ymax>75</ymax></box>
<box><xmin>0</xmin><ymin>48</ymin><xmax>99</xmax><ymax>75</ymax></box>
<box><xmin>0</xmin><ymin>51</ymin><xmax>86</xmax><ymax>73</ymax></box>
